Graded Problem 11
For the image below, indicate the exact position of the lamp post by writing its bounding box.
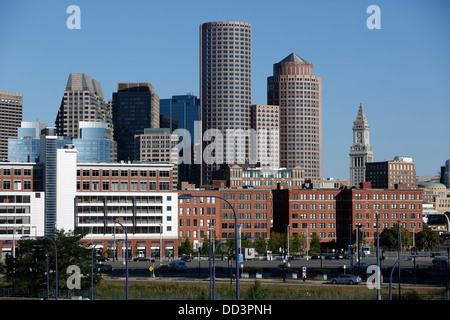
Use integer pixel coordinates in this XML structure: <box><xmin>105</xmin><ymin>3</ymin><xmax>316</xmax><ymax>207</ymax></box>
<box><xmin>179</xmin><ymin>194</ymin><xmax>241</xmax><ymax>300</ymax></box>
<box><xmin>397</xmin><ymin>220</ymin><xmax>401</xmax><ymax>299</ymax></box>
<box><xmin>90</xmin><ymin>240</ymin><xmax>113</xmax><ymax>300</ymax></box>
<box><xmin>32</xmin><ymin>244</ymin><xmax>49</xmax><ymax>300</ymax></box>
<box><xmin>86</xmin><ymin>218</ymin><xmax>129</xmax><ymax>300</ymax></box>
<box><xmin>40</xmin><ymin>235</ymin><xmax>58</xmax><ymax>300</ymax></box>
<box><xmin>375</xmin><ymin>211</ymin><xmax>381</xmax><ymax>300</ymax></box>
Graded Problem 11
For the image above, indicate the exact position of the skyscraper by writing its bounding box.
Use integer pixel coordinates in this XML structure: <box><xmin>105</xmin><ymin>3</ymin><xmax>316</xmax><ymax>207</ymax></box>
<box><xmin>0</xmin><ymin>91</ymin><xmax>23</xmax><ymax>161</ymax></box>
<box><xmin>112</xmin><ymin>82</ymin><xmax>160</xmax><ymax>162</ymax></box>
<box><xmin>349</xmin><ymin>104</ymin><xmax>374</xmax><ymax>187</ymax></box>
<box><xmin>200</xmin><ymin>21</ymin><xmax>252</xmax><ymax>184</ymax></box>
<box><xmin>160</xmin><ymin>94</ymin><xmax>200</xmax><ymax>143</ymax></box>
<box><xmin>55</xmin><ymin>73</ymin><xmax>112</xmax><ymax>139</ymax></box>
<box><xmin>267</xmin><ymin>53</ymin><xmax>322</xmax><ymax>179</ymax></box>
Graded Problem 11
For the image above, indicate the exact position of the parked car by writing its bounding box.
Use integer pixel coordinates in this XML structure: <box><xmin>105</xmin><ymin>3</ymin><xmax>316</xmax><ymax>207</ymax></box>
<box><xmin>311</xmin><ymin>254</ymin><xmax>322</xmax><ymax>259</ymax></box>
<box><xmin>353</xmin><ymin>262</ymin><xmax>368</xmax><ymax>269</ymax></box>
<box><xmin>181</xmin><ymin>256</ymin><xmax>192</xmax><ymax>262</ymax></box>
<box><xmin>96</xmin><ymin>256</ymin><xmax>109</xmax><ymax>262</ymax></box>
<box><xmin>97</xmin><ymin>264</ymin><xmax>113</xmax><ymax>272</ymax></box>
<box><xmin>170</xmin><ymin>260</ymin><xmax>186</xmax><ymax>272</ymax></box>
<box><xmin>334</xmin><ymin>253</ymin><xmax>344</xmax><ymax>259</ymax></box>
<box><xmin>157</xmin><ymin>265</ymin><xmax>172</xmax><ymax>272</ymax></box>
<box><xmin>330</xmin><ymin>274</ymin><xmax>362</xmax><ymax>285</ymax></box>
<box><xmin>133</xmin><ymin>257</ymin><xmax>150</xmax><ymax>262</ymax></box>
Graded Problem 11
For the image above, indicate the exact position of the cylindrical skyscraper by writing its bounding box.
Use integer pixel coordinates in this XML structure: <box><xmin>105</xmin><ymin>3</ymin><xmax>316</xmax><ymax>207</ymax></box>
<box><xmin>200</xmin><ymin>21</ymin><xmax>252</xmax><ymax>184</ymax></box>
<box><xmin>267</xmin><ymin>53</ymin><xmax>322</xmax><ymax>179</ymax></box>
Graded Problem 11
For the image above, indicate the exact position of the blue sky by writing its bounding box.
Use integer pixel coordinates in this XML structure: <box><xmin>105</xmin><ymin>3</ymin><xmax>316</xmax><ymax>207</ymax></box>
<box><xmin>1</xmin><ymin>0</ymin><xmax>449</xmax><ymax>180</ymax></box>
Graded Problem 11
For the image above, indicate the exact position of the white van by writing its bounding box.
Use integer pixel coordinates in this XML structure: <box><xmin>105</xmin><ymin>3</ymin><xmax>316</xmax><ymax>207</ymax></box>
<box><xmin>170</xmin><ymin>260</ymin><xmax>186</xmax><ymax>272</ymax></box>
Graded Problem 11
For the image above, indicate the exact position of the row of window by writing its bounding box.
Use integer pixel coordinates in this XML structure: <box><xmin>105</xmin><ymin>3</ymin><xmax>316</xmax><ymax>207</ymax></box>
<box><xmin>77</xmin><ymin>169</ymin><xmax>170</xmax><ymax>178</ymax></box>
<box><xmin>77</xmin><ymin>180</ymin><xmax>171</xmax><ymax>191</ymax></box>
<box><xmin>0</xmin><ymin>168</ymin><xmax>32</xmax><ymax>176</ymax></box>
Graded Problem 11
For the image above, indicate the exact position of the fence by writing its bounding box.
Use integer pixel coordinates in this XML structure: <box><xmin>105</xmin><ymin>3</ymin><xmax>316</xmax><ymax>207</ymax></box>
<box><xmin>0</xmin><ymin>288</ymin><xmax>448</xmax><ymax>300</ymax></box>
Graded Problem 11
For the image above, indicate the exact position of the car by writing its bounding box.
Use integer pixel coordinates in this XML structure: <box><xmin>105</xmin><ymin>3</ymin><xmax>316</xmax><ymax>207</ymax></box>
<box><xmin>311</xmin><ymin>254</ymin><xmax>322</xmax><ymax>259</ymax></box>
<box><xmin>330</xmin><ymin>274</ymin><xmax>362</xmax><ymax>285</ymax></box>
<box><xmin>325</xmin><ymin>254</ymin><xmax>336</xmax><ymax>260</ymax></box>
<box><xmin>97</xmin><ymin>264</ymin><xmax>113</xmax><ymax>272</ymax></box>
<box><xmin>432</xmin><ymin>252</ymin><xmax>444</xmax><ymax>258</ymax></box>
<box><xmin>181</xmin><ymin>256</ymin><xmax>192</xmax><ymax>262</ymax></box>
<box><xmin>157</xmin><ymin>265</ymin><xmax>172</xmax><ymax>272</ymax></box>
<box><xmin>133</xmin><ymin>257</ymin><xmax>150</xmax><ymax>262</ymax></box>
<box><xmin>170</xmin><ymin>260</ymin><xmax>186</xmax><ymax>272</ymax></box>
<box><xmin>334</xmin><ymin>253</ymin><xmax>344</xmax><ymax>259</ymax></box>
<box><xmin>353</xmin><ymin>262</ymin><xmax>368</xmax><ymax>269</ymax></box>
<box><xmin>96</xmin><ymin>256</ymin><xmax>109</xmax><ymax>262</ymax></box>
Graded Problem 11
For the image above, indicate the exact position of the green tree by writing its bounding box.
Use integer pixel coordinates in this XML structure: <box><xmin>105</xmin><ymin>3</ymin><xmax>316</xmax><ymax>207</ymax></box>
<box><xmin>4</xmin><ymin>228</ymin><xmax>98</xmax><ymax>294</ymax></box>
<box><xmin>416</xmin><ymin>225</ymin><xmax>441</xmax><ymax>249</ymax></box>
<box><xmin>179</xmin><ymin>238</ymin><xmax>193</xmax><ymax>256</ymax></box>
<box><xmin>309</xmin><ymin>235</ymin><xmax>321</xmax><ymax>254</ymax></box>
<box><xmin>290</xmin><ymin>234</ymin><xmax>302</xmax><ymax>253</ymax></box>
<box><xmin>380</xmin><ymin>224</ymin><xmax>413</xmax><ymax>249</ymax></box>
<box><xmin>253</xmin><ymin>237</ymin><xmax>267</xmax><ymax>255</ymax></box>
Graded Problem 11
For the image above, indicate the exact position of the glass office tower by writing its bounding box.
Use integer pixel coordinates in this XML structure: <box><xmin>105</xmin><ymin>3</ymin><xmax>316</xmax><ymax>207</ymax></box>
<box><xmin>160</xmin><ymin>94</ymin><xmax>200</xmax><ymax>143</ymax></box>
<box><xmin>112</xmin><ymin>82</ymin><xmax>160</xmax><ymax>162</ymax></box>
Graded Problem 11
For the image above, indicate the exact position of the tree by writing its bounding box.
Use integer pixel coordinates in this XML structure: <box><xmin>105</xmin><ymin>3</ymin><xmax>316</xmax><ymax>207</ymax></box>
<box><xmin>4</xmin><ymin>228</ymin><xmax>99</xmax><ymax>294</ymax></box>
<box><xmin>290</xmin><ymin>234</ymin><xmax>302</xmax><ymax>253</ymax></box>
<box><xmin>380</xmin><ymin>224</ymin><xmax>413</xmax><ymax>249</ymax></box>
<box><xmin>178</xmin><ymin>238</ymin><xmax>193</xmax><ymax>256</ymax></box>
<box><xmin>416</xmin><ymin>225</ymin><xmax>441</xmax><ymax>249</ymax></box>
<box><xmin>309</xmin><ymin>235</ymin><xmax>321</xmax><ymax>254</ymax></box>
<box><xmin>253</xmin><ymin>237</ymin><xmax>267</xmax><ymax>255</ymax></box>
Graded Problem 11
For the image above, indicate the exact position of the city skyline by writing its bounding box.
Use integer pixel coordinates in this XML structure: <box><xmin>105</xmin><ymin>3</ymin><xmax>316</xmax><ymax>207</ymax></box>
<box><xmin>1</xmin><ymin>0</ymin><xmax>449</xmax><ymax>180</ymax></box>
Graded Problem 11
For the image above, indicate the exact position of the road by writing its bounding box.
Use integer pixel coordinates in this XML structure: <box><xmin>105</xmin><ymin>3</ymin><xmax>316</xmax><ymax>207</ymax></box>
<box><xmin>100</xmin><ymin>252</ymin><xmax>439</xmax><ymax>279</ymax></box>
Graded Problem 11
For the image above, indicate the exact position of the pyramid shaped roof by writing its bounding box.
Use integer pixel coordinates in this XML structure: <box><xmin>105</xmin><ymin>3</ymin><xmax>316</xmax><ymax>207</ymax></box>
<box><xmin>280</xmin><ymin>52</ymin><xmax>309</xmax><ymax>64</ymax></box>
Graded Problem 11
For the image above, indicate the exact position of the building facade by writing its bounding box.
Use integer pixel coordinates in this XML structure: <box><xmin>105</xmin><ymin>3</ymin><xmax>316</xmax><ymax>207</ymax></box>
<box><xmin>160</xmin><ymin>94</ymin><xmax>200</xmax><ymax>143</ymax></box>
<box><xmin>349</xmin><ymin>104</ymin><xmax>373</xmax><ymax>188</ymax></box>
<box><xmin>0</xmin><ymin>91</ymin><xmax>23</xmax><ymax>161</ymax></box>
<box><xmin>178</xmin><ymin>188</ymin><xmax>273</xmax><ymax>250</ymax></box>
<box><xmin>250</xmin><ymin>104</ymin><xmax>280</xmax><ymax>169</ymax></box>
<box><xmin>200</xmin><ymin>21</ymin><xmax>252</xmax><ymax>184</ymax></box>
<box><xmin>112</xmin><ymin>82</ymin><xmax>160</xmax><ymax>162</ymax></box>
<box><xmin>55</xmin><ymin>73</ymin><xmax>112</xmax><ymax>139</ymax></box>
<box><xmin>273</xmin><ymin>187</ymin><xmax>424</xmax><ymax>249</ymax></box>
<box><xmin>366</xmin><ymin>156</ymin><xmax>417</xmax><ymax>190</ymax></box>
<box><xmin>267</xmin><ymin>53</ymin><xmax>322</xmax><ymax>179</ymax></box>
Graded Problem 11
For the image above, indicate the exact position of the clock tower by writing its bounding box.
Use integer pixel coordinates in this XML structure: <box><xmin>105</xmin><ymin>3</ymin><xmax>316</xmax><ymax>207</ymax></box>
<box><xmin>349</xmin><ymin>104</ymin><xmax>373</xmax><ymax>187</ymax></box>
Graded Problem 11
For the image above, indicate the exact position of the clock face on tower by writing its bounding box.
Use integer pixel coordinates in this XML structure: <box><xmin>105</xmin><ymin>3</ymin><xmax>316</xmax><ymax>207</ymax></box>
<box><xmin>356</xmin><ymin>132</ymin><xmax>362</xmax><ymax>142</ymax></box>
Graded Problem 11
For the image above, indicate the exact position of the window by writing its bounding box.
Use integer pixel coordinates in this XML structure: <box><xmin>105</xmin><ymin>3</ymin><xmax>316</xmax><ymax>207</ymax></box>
<box><xmin>159</xmin><ymin>171</ymin><xmax>170</xmax><ymax>177</ymax></box>
<box><xmin>159</xmin><ymin>182</ymin><xmax>170</xmax><ymax>190</ymax></box>
<box><xmin>111</xmin><ymin>181</ymin><xmax>119</xmax><ymax>191</ymax></box>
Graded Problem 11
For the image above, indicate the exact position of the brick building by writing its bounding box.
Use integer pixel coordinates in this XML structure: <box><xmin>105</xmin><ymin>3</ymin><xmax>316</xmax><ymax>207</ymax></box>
<box><xmin>178</xmin><ymin>188</ymin><xmax>273</xmax><ymax>251</ymax></box>
<box><xmin>273</xmin><ymin>185</ymin><xmax>423</xmax><ymax>250</ymax></box>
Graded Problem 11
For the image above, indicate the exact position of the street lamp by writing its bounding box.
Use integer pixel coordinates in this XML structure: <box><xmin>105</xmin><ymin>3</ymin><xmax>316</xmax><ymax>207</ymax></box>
<box><xmin>32</xmin><ymin>244</ymin><xmax>49</xmax><ymax>300</ymax></box>
<box><xmin>36</xmin><ymin>235</ymin><xmax>58</xmax><ymax>300</ymax></box>
<box><xmin>375</xmin><ymin>212</ymin><xmax>381</xmax><ymax>300</ymax></box>
<box><xmin>86</xmin><ymin>218</ymin><xmax>129</xmax><ymax>300</ymax></box>
<box><xmin>397</xmin><ymin>220</ymin><xmax>401</xmax><ymax>299</ymax></box>
<box><xmin>212</xmin><ymin>236</ymin><xmax>254</xmax><ymax>300</ymax></box>
<box><xmin>179</xmin><ymin>194</ymin><xmax>241</xmax><ymax>300</ymax></box>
